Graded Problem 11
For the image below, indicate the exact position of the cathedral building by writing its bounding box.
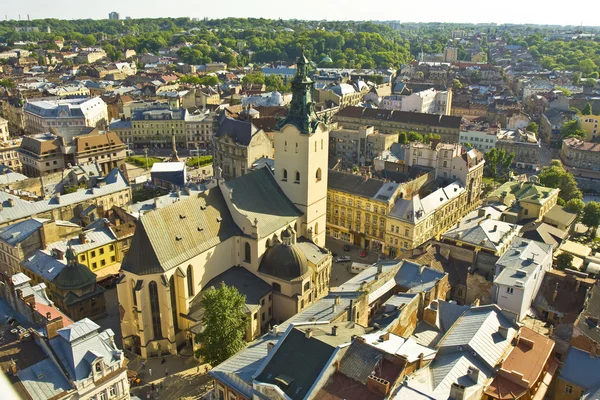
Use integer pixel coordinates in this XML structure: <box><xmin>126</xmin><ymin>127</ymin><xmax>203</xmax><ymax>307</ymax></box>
<box><xmin>117</xmin><ymin>53</ymin><xmax>332</xmax><ymax>358</ymax></box>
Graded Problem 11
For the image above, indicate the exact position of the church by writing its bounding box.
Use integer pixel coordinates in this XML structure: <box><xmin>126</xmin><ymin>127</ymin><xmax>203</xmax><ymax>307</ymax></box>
<box><xmin>117</xmin><ymin>53</ymin><xmax>333</xmax><ymax>358</ymax></box>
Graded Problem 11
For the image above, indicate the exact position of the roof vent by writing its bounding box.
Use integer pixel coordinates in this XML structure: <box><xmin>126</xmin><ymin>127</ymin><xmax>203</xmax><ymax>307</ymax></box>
<box><xmin>179</xmin><ymin>214</ymin><xmax>186</xmax><ymax>219</ymax></box>
<box><xmin>216</xmin><ymin>217</ymin><xmax>222</xmax><ymax>223</ymax></box>
<box><xmin>175</xmin><ymin>236</ymin><xmax>182</xmax><ymax>241</ymax></box>
<box><xmin>197</xmin><ymin>227</ymin><xmax>203</xmax><ymax>232</ymax></box>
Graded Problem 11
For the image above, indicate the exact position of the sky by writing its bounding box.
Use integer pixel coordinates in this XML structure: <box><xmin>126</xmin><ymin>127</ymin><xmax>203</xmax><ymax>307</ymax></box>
<box><xmin>3</xmin><ymin>0</ymin><xmax>600</xmax><ymax>27</ymax></box>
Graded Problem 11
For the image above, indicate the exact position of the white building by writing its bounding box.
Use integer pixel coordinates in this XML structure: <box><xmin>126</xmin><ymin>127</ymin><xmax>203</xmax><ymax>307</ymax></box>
<box><xmin>493</xmin><ymin>237</ymin><xmax>553</xmax><ymax>321</ymax></box>
<box><xmin>23</xmin><ymin>98</ymin><xmax>109</xmax><ymax>135</ymax></box>
<box><xmin>381</xmin><ymin>88</ymin><xmax>452</xmax><ymax>115</ymax></box>
<box><xmin>0</xmin><ymin>117</ymin><xmax>9</xmax><ymax>142</ymax></box>
<box><xmin>459</xmin><ymin>129</ymin><xmax>498</xmax><ymax>152</ymax></box>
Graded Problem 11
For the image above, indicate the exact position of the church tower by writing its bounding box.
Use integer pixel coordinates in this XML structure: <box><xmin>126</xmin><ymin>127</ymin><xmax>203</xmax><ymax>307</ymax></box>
<box><xmin>273</xmin><ymin>51</ymin><xmax>328</xmax><ymax>246</ymax></box>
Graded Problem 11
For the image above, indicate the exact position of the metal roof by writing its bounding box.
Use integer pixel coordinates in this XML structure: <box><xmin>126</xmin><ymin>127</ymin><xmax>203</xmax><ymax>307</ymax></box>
<box><xmin>560</xmin><ymin>347</ymin><xmax>600</xmax><ymax>390</ymax></box>
<box><xmin>494</xmin><ymin>238</ymin><xmax>552</xmax><ymax>287</ymax></box>
<box><xmin>0</xmin><ymin>168</ymin><xmax>129</xmax><ymax>225</ymax></box>
<box><xmin>17</xmin><ymin>358</ymin><xmax>72</xmax><ymax>400</ymax></box>
<box><xmin>0</xmin><ymin>217</ymin><xmax>47</xmax><ymax>246</ymax></box>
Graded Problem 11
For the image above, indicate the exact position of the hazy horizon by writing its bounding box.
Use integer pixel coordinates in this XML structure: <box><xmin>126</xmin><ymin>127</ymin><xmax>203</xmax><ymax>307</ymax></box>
<box><xmin>3</xmin><ymin>0</ymin><xmax>600</xmax><ymax>28</ymax></box>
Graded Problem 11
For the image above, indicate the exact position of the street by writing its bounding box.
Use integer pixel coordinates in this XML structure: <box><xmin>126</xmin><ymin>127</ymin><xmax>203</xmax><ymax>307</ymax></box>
<box><xmin>325</xmin><ymin>235</ymin><xmax>384</xmax><ymax>286</ymax></box>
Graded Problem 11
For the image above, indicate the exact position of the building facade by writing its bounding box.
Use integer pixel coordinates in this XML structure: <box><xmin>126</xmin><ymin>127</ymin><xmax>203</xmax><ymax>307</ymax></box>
<box><xmin>496</xmin><ymin>129</ymin><xmax>541</xmax><ymax>170</ymax></box>
<box><xmin>561</xmin><ymin>137</ymin><xmax>600</xmax><ymax>171</ymax></box>
<box><xmin>23</xmin><ymin>97</ymin><xmax>109</xmax><ymax>135</ymax></box>
<box><xmin>329</xmin><ymin>125</ymin><xmax>396</xmax><ymax>168</ymax></box>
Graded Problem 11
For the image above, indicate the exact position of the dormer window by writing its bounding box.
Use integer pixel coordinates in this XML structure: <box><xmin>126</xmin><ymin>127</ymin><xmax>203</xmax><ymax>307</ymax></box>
<box><xmin>95</xmin><ymin>361</ymin><xmax>102</xmax><ymax>373</ymax></box>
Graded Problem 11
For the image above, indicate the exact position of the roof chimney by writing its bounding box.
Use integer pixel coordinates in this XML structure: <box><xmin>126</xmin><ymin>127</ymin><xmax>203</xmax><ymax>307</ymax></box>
<box><xmin>335</xmin><ymin>295</ymin><xmax>341</xmax><ymax>305</ymax></box>
<box><xmin>305</xmin><ymin>328</ymin><xmax>313</xmax><ymax>339</ymax></box>
<box><xmin>467</xmin><ymin>366</ymin><xmax>480</xmax><ymax>383</ymax></box>
<box><xmin>331</xmin><ymin>326</ymin><xmax>338</xmax><ymax>336</ymax></box>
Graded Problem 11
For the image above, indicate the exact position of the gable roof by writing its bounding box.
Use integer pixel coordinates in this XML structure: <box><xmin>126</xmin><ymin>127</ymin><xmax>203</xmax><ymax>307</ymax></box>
<box><xmin>216</xmin><ymin>114</ymin><xmax>259</xmax><ymax>146</ymax></box>
<box><xmin>121</xmin><ymin>187</ymin><xmax>241</xmax><ymax>275</ymax></box>
<box><xmin>328</xmin><ymin>170</ymin><xmax>386</xmax><ymax>199</ymax></box>
<box><xmin>225</xmin><ymin>167</ymin><xmax>302</xmax><ymax>238</ymax></box>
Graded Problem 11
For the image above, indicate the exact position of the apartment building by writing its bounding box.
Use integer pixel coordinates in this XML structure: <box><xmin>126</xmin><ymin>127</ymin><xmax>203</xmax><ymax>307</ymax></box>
<box><xmin>459</xmin><ymin>118</ymin><xmax>499</xmax><ymax>152</ymax></box>
<box><xmin>327</xmin><ymin>171</ymin><xmax>401</xmax><ymax>252</ymax></box>
<box><xmin>19</xmin><ymin>127</ymin><xmax>127</xmax><ymax>177</ymax></box>
<box><xmin>23</xmin><ymin>97</ymin><xmax>109</xmax><ymax>135</ymax></box>
<box><xmin>561</xmin><ymin>137</ymin><xmax>600</xmax><ymax>171</ymax></box>
<box><xmin>329</xmin><ymin>125</ymin><xmax>396</xmax><ymax>168</ymax></box>
<box><xmin>109</xmin><ymin>107</ymin><xmax>215</xmax><ymax>150</ymax></box>
<box><xmin>577</xmin><ymin>113</ymin><xmax>599</xmax><ymax>141</ymax></box>
<box><xmin>332</xmin><ymin>106</ymin><xmax>462</xmax><ymax>143</ymax></box>
<box><xmin>381</xmin><ymin>88</ymin><xmax>452</xmax><ymax>115</ymax></box>
<box><xmin>314</xmin><ymin>83</ymin><xmax>364</xmax><ymax>108</ymax></box>
<box><xmin>0</xmin><ymin>137</ymin><xmax>23</xmax><ymax>172</ymax></box>
<box><xmin>496</xmin><ymin>129</ymin><xmax>541</xmax><ymax>170</ymax></box>
<box><xmin>386</xmin><ymin>180</ymin><xmax>468</xmax><ymax>256</ymax></box>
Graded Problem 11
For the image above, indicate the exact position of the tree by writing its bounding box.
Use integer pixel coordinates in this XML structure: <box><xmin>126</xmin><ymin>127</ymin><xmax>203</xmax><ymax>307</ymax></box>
<box><xmin>582</xmin><ymin>103</ymin><xmax>593</xmax><ymax>116</ymax></box>
<box><xmin>555</xmin><ymin>252</ymin><xmax>573</xmax><ymax>270</ymax></box>
<box><xmin>560</xmin><ymin>120</ymin><xmax>586</xmax><ymax>139</ymax></box>
<box><xmin>398</xmin><ymin>132</ymin><xmax>408</xmax><ymax>144</ymax></box>
<box><xmin>242</xmin><ymin>72</ymin><xmax>265</xmax><ymax>85</ymax></box>
<box><xmin>582</xmin><ymin>202</ymin><xmax>600</xmax><ymax>235</ymax></box>
<box><xmin>452</xmin><ymin>78</ymin><xmax>463</xmax><ymax>90</ymax></box>
<box><xmin>565</xmin><ymin>198</ymin><xmax>585</xmax><ymax>216</ymax></box>
<box><xmin>526</xmin><ymin>122</ymin><xmax>538</xmax><ymax>134</ymax></box>
<box><xmin>538</xmin><ymin>160</ymin><xmax>582</xmax><ymax>202</ymax></box>
<box><xmin>579</xmin><ymin>59</ymin><xmax>597</xmax><ymax>77</ymax></box>
<box><xmin>407</xmin><ymin>131</ymin><xmax>423</xmax><ymax>142</ymax></box>
<box><xmin>484</xmin><ymin>148</ymin><xmax>515</xmax><ymax>185</ymax></box>
<box><xmin>0</xmin><ymin>78</ymin><xmax>15</xmax><ymax>89</ymax></box>
<box><xmin>573</xmin><ymin>72</ymin><xmax>581</xmax><ymax>86</ymax></box>
<box><xmin>195</xmin><ymin>284</ymin><xmax>248</xmax><ymax>365</ymax></box>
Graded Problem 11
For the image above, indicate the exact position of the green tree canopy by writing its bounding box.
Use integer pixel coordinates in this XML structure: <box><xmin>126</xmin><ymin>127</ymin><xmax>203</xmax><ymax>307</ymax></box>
<box><xmin>561</xmin><ymin>120</ymin><xmax>586</xmax><ymax>140</ymax></box>
<box><xmin>525</xmin><ymin>122</ymin><xmax>538</xmax><ymax>134</ymax></box>
<box><xmin>242</xmin><ymin>72</ymin><xmax>266</xmax><ymax>85</ymax></box>
<box><xmin>407</xmin><ymin>131</ymin><xmax>423</xmax><ymax>142</ymax></box>
<box><xmin>582</xmin><ymin>103</ymin><xmax>593</xmax><ymax>116</ymax></box>
<box><xmin>195</xmin><ymin>284</ymin><xmax>248</xmax><ymax>366</ymax></box>
<box><xmin>398</xmin><ymin>131</ymin><xmax>408</xmax><ymax>144</ymax></box>
<box><xmin>0</xmin><ymin>78</ymin><xmax>15</xmax><ymax>89</ymax></box>
<box><xmin>565</xmin><ymin>198</ymin><xmax>585</xmax><ymax>215</ymax></box>
<box><xmin>483</xmin><ymin>148</ymin><xmax>515</xmax><ymax>184</ymax></box>
<box><xmin>538</xmin><ymin>160</ymin><xmax>582</xmax><ymax>202</ymax></box>
<box><xmin>582</xmin><ymin>202</ymin><xmax>600</xmax><ymax>234</ymax></box>
<box><xmin>555</xmin><ymin>252</ymin><xmax>573</xmax><ymax>270</ymax></box>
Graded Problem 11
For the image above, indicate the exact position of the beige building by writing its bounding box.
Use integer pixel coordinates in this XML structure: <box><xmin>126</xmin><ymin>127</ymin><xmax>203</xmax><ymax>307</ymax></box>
<box><xmin>0</xmin><ymin>117</ymin><xmax>8</xmax><ymax>141</ymax></box>
<box><xmin>327</xmin><ymin>172</ymin><xmax>401</xmax><ymax>252</ymax></box>
<box><xmin>329</xmin><ymin>125</ymin><xmax>397</xmax><ymax>168</ymax></box>
<box><xmin>0</xmin><ymin>137</ymin><xmax>23</xmax><ymax>172</ymax></box>
<box><xmin>212</xmin><ymin>114</ymin><xmax>274</xmax><ymax>180</ymax></box>
<box><xmin>314</xmin><ymin>83</ymin><xmax>364</xmax><ymax>108</ymax></box>
<box><xmin>578</xmin><ymin>114</ymin><xmax>599</xmax><ymax>141</ymax></box>
<box><xmin>496</xmin><ymin>129</ymin><xmax>541</xmax><ymax>170</ymax></box>
<box><xmin>0</xmin><ymin>218</ymin><xmax>81</xmax><ymax>276</ymax></box>
<box><xmin>333</xmin><ymin>106</ymin><xmax>462</xmax><ymax>143</ymax></box>
<box><xmin>443</xmin><ymin>47</ymin><xmax>458</xmax><ymax>62</ymax></box>
<box><xmin>117</xmin><ymin>53</ymin><xmax>332</xmax><ymax>358</ymax></box>
<box><xmin>484</xmin><ymin>179</ymin><xmax>559</xmax><ymax>224</ymax></box>
<box><xmin>561</xmin><ymin>137</ymin><xmax>600</xmax><ymax>171</ymax></box>
<box><xmin>23</xmin><ymin>97</ymin><xmax>109</xmax><ymax>135</ymax></box>
<box><xmin>77</xmin><ymin>49</ymin><xmax>107</xmax><ymax>64</ymax></box>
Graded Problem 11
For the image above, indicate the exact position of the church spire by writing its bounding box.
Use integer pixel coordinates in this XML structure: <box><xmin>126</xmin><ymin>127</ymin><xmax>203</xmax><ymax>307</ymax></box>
<box><xmin>277</xmin><ymin>49</ymin><xmax>323</xmax><ymax>134</ymax></box>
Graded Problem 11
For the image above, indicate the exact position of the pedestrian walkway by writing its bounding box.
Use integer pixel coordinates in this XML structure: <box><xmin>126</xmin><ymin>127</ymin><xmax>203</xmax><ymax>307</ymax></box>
<box><xmin>129</xmin><ymin>354</ymin><xmax>214</xmax><ymax>400</ymax></box>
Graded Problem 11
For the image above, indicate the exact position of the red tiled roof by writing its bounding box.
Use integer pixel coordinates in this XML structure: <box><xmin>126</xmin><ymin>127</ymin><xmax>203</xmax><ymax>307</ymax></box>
<box><xmin>35</xmin><ymin>302</ymin><xmax>73</xmax><ymax>327</ymax></box>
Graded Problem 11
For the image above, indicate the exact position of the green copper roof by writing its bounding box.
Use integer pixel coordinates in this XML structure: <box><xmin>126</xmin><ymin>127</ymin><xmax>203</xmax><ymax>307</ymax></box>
<box><xmin>54</xmin><ymin>245</ymin><xmax>97</xmax><ymax>291</ymax></box>
<box><xmin>276</xmin><ymin>50</ymin><xmax>324</xmax><ymax>134</ymax></box>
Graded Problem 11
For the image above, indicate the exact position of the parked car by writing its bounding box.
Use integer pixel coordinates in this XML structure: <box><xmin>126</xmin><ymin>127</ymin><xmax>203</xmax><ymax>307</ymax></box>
<box><xmin>343</xmin><ymin>245</ymin><xmax>351</xmax><ymax>251</ymax></box>
<box><xmin>360</xmin><ymin>249</ymin><xmax>368</xmax><ymax>258</ymax></box>
<box><xmin>335</xmin><ymin>256</ymin><xmax>351</xmax><ymax>263</ymax></box>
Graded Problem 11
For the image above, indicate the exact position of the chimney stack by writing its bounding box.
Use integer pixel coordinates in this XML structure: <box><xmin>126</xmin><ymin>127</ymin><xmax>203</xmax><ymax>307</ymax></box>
<box><xmin>305</xmin><ymin>328</ymin><xmax>313</xmax><ymax>339</ymax></box>
<box><xmin>418</xmin><ymin>352</ymin><xmax>424</xmax><ymax>369</ymax></box>
<box><xmin>331</xmin><ymin>326</ymin><xmax>338</xmax><ymax>336</ymax></box>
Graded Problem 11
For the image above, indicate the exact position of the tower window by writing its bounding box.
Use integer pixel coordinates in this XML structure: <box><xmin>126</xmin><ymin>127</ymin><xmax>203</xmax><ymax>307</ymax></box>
<box><xmin>316</xmin><ymin>168</ymin><xmax>322</xmax><ymax>182</ymax></box>
<box><xmin>295</xmin><ymin>143</ymin><xmax>298</xmax><ymax>153</ymax></box>
<box><xmin>314</xmin><ymin>142</ymin><xmax>317</xmax><ymax>152</ymax></box>
<box><xmin>282</xmin><ymin>169</ymin><xmax>287</xmax><ymax>181</ymax></box>
<box><xmin>295</xmin><ymin>171</ymin><xmax>300</xmax><ymax>183</ymax></box>
<box><xmin>284</xmin><ymin>141</ymin><xmax>287</xmax><ymax>152</ymax></box>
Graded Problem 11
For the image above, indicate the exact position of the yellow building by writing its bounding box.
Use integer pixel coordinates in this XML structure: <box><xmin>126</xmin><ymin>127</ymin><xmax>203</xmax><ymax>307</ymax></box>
<box><xmin>386</xmin><ymin>181</ymin><xmax>468</xmax><ymax>257</ymax></box>
<box><xmin>578</xmin><ymin>114</ymin><xmax>600</xmax><ymax>142</ymax></box>
<box><xmin>483</xmin><ymin>179</ymin><xmax>559</xmax><ymax>223</ymax></box>
<box><xmin>327</xmin><ymin>171</ymin><xmax>401</xmax><ymax>252</ymax></box>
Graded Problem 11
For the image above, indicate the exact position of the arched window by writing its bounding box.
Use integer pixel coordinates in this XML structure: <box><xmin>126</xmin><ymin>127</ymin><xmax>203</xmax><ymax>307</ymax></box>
<box><xmin>321</xmin><ymin>139</ymin><xmax>323</xmax><ymax>150</ymax></box>
<box><xmin>132</xmin><ymin>284</ymin><xmax>137</xmax><ymax>308</ymax></box>
<box><xmin>315</xmin><ymin>223</ymin><xmax>319</xmax><ymax>235</ymax></box>
<box><xmin>284</xmin><ymin>141</ymin><xmax>287</xmax><ymax>152</ymax></box>
<box><xmin>295</xmin><ymin>171</ymin><xmax>300</xmax><ymax>183</ymax></box>
<box><xmin>316</xmin><ymin>168</ymin><xmax>322</xmax><ymax>181</ymax></box>
<box><xmin>314</xmin><ymin>142</ymin><xmax>317</xmax><ymax>152</ymax></box>
<box><xmin>244</xmin><ymin>242</ymin><xmax>251</xmax><ymax>263</ymax></box>
<box><xmin>149</xmin><ymin>281</ymin><xmax>162</xmax><ymax>339</ymax></box>
<box><xmin>282</xmin><ymin>169</ymin><xmax>287</xmax><ymax>181</ymax></box>
<box><xmin>187</xmin><ymin>265</ymin><xmax>194</xmax><ymax>297</ymax></box>
<box><xmin>295</xmin><ymin>143</ymin><xmax>298</xmax><ymax>153</ymax></box>
<box><xmin>294</xmin><ymin>222</ymin><xmax>298</xmax><ymax>232</ymax></box>
<box><xmin>169</xmin><ymin>276</ymin><xmax>179</xmax><ymax>333</ymax></box>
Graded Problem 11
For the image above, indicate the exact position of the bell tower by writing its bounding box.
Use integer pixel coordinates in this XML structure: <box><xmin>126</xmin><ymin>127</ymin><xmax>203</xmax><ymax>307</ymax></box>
<box><xmin>273</xmin><ymin>51</ymin><xmax>329</xmax><ymax>246</ymax></box>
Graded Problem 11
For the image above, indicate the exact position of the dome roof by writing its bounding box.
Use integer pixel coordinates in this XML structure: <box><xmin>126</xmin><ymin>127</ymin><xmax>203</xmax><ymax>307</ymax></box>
<box><xmin>321</xmin><ymin>56</ymin><xmax>333</xmax><ymax>63</ymax></box>
<box><xmin>259</xmin><ymin>242</ymin><xmax>309</xmax><ymax>281</ymax></box>
<box><xmin>54</xmin><ymin>261</ymin><xmax>97</xmax><ymax>290</ymax></box>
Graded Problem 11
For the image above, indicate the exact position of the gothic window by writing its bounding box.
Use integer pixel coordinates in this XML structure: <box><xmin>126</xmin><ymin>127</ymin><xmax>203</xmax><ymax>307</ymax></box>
<box><xmin>187</xmin><ymin>265</ymin><xmax>194</xmax><ymax>297</ymax></box>
<box><xmin>316</xmin><ymin>168</ymin><xmax>322</xmax><ymax>181</ymax></box>
<box><xmin>169</xmin><ymin>276</ymin><xmax>179</xmax><ymax>332</ymax></box>
<box><xmin>295</xmin><ymin>143</ymin><xmax>298</xmax><ymax>153</ymax></box>
<box><xmin>149</xmin><ymin>281</ymin><xmax>162</xmax><ymax>339</ymax></box>
<box><xmin>315</xmin><ymin>223</ymin><xmax>319</xmax><ymax>235</ymax></box>
<box><xmin>295</xmin><ymin>171</ymin><xmax>300</xmax><ymax>183</ymax></box>
<box><xmin>282</xmin><ymin>169</ymin><xmax>287</xmax><ymax>181</ymax></box>
<box><xmin>244</xmin><ymin>242</ymin><xmax>251</xmax><ymax>263</ymax></box>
